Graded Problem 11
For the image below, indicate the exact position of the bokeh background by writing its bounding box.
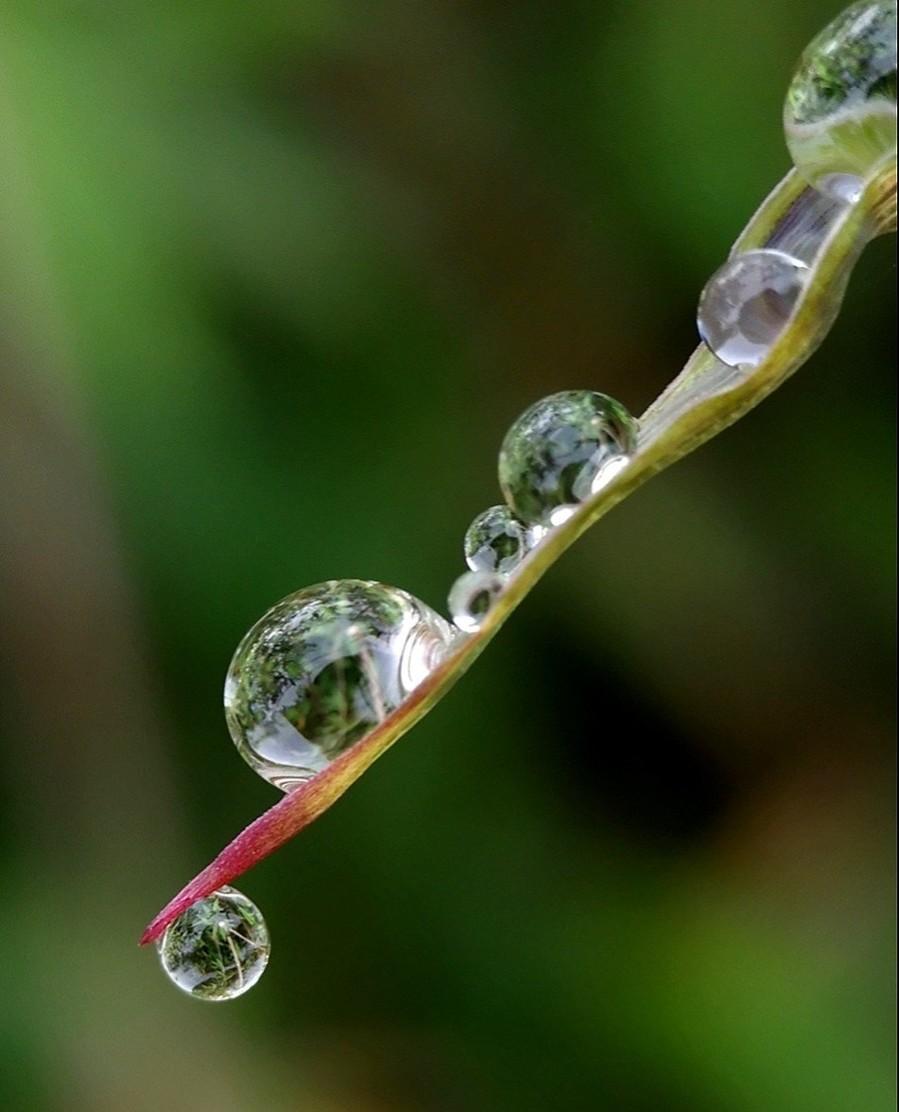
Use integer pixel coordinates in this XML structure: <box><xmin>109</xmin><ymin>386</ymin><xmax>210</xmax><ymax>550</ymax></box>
<box><xmin>1</xmin><ymin>2</ymin><xmax>895</xmax><ymax>1109</ymax></box>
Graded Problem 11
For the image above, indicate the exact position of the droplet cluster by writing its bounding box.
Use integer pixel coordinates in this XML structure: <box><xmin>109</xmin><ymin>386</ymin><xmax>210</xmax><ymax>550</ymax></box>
<box><xmin>446</xmin><ymin>389</ymin><xmax>638</xmax><ymax>633</ymax></box>
<box><xmin>153</xmin><ymin>1</ymin><xmax>895</xmax><ymax>1003</ymax></box>
<box><xmin>697</xmin><ymin>3</ymin><xmax>897</xmax><ymax>371</ymax></box>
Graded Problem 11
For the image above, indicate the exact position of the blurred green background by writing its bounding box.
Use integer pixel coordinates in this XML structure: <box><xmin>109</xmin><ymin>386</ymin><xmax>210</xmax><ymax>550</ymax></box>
<box><xmin>1</xmin><ymin>2</ymin><xmax>895</xmax><ymax>1109</ymax></box>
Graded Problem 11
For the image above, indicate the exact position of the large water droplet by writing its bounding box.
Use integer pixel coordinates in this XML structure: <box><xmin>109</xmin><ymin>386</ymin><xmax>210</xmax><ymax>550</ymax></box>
<box><xmin>464</xmin><ymin>505</ymin><xmax>531</xmax><ymax>575</ymax></box>
<box><xmin>157</xmin><ymin>887</ymin><xmax>270</xmax><ymax>1002</ymax></box>
<box><xmin>697</xmin><ymin>249</ymin><xmax>809</xmax><ymax>368</ymax></box>
<box><xmin>784</xmin><ymin>1</ymin><xmax>897</xmax><ymax>201</ymax></box>
<box><xmin>448</xmin><ymin>570</ymin><xmax>504</xmax><ymax>633</ymax></box>
<box><xmin>225</xmin><ymin>580</ymin><xmax>455</xmax><ymax>789</ymax></box>
<box><xmin>498</xmin><ymin>391</ymin><xmax>638</xmax><ymax>526</ymax></box>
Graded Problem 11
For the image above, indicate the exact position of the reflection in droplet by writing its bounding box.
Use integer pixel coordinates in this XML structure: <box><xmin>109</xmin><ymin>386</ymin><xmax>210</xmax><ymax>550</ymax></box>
<box><xmin>498</xmin><ymin>391</ymin><xmax>638</xmax><ymax>526</ymax></box>
<box><xmin>464</xmin><ymin>505</ymin><xmax>532</xmax><ymax>575</ymax></box>
<box><xmin>157</xmin><ymin>887</ymin><xmax>270</xmax><ymax>1002</ymax></box>
<box><xmin>448</xmin><ymin>570</ymin><xmax>505</xmax><ymax>634</ymax></box>
<box><xmin>225</xmin><ymin>581</ymin><xmax>456</xmax><ymax>789</ymax></box>
<box><xmin>698</xmin><ymin>249</ymin><xmax>809</xmax><ymax>368</ymax></box>
<box><xmin>784</xmin><ymin>1</ymin><xmax>897</xmax><ymax>200</ymax></box>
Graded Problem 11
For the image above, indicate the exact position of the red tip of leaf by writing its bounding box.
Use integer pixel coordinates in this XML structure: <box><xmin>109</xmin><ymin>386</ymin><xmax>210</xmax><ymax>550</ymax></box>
<box><xmin>139</xmin><ymin>770</ymin><xmax>341</xmax><ymax>945</ymax></box>
<box><xmin>140</xmin><ymin>647</ymin><xmax>456</xmax><ymax>945</ymax></box>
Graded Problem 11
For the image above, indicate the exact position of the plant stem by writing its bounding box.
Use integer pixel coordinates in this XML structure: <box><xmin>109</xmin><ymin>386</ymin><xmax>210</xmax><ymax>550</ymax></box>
<box><xmin>141</xmin><ymin>162</ymin><xmax>893</xmax><ymax>946</ymax></box>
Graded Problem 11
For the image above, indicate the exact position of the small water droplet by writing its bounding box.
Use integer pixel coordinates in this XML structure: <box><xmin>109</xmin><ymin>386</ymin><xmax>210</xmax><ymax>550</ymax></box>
<box><xmin>225</xmin><ymin>581</ymin><xmax>455</xmax><ymax>789</ymax></box>
<box><xmin>547</xmin><ymin>505</ymin><xmax>577</xmax><ymax>527</ymax></box>
<box><xmin>157</xmin><ymin>887</ymin><xmax>270</xmax><ymax>1002</ymax></box>
<box><xmin>448</xmin><ymin>570</ymin><xmax>504</xmax><ymax>633</ymax></box>
<box><xmin>498</xmin><ymin>391</ymin><xmax>638</xmax><ymax>526</ymax></box>
<box><xmin>698</xmin><ymin>249</ymin><xmax>809</xmax><ymax>368</ymax></box>
<box><xmin>784</xmin><ymin>1</ymin><xmax>896</xmax><ymax>200</ymax></box>
<box><xmin>464</xmin><ymin>505</ymin><xmax>531</xmax><ymax>575</ymax></box>
<box><xmin>526</xmin><ymin>523</ymin><xmax>550</xmax><ymax>547</ymax></box>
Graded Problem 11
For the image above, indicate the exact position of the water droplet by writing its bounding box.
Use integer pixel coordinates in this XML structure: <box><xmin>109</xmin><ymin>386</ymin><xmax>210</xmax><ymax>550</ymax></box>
<box><xmin>697</xmin><ymin>249</ymin><xmax>809</xmax><ymax>368</ymax></box>
<box><xmin>498</xmin><ymin>391</ymin><xmax>638</xmax><ymax>526</ymax></box>
<box><xmin>158</xmin><ymin>887</ymin><xmax>270</xmax><ymax>1002</ymax></box>
<box><xmin>547</xmin><ymin>505</ymin><xmax>577</xmax><ymax>527</ymax></box>
<box><xmin>763</xmin><ymin>185</ymin><xmax>847</xmax><ymax>264</ymax></box>
<box><xmin>225</xmin><ymin>580</ymin><xmax>456</xmax><ymax>789</ymax></box>
<box><xmin>464</xmin><ymin>505</ymin><xmax>531</xmax><ymax>575</ymax></box>
<box><xmin>526</xmin><ymin>523</ymin><xmax>550</xmax><ymax>547</ymax></box>
<box><xmin>784</xmin><ymin>1</ymin><xmax>897</xmax><ymax>201</ymax></box>
<box><xmin>448</xmin><ymin>570</ymin><xmax>504</xmax><ymax>633</ymax></box>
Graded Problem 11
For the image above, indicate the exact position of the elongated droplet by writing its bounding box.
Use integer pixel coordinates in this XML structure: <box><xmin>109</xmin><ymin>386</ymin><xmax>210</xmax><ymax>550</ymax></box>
<box><xmin>464</xmin><ymin>505</ymin><xmax>531</xmax><ymax>575</ymax></box>
<box><xmin>784</xmin><ymin>1</ymin><xmax>897</xmax><ymax>202</ymax></box>
<box><xmin>225</xmin><ymin>581</ymin><xmax>455</xmax><ymax>789</ymax></box>
<box><xmin>698</xmin><ymin>249</ymin><xmax>809</xmax><ymax>368</ymax></box>
<box><xmin>763</xmin><ymin>185</ymin><xmax>846</xmax><ymax>265</ymax></box>
<box><xmin>448</xmin><ymin>570</ymin><xmax>504</xmax><ymax>633</ymax></box>
<box><xmin>157</xmin><ymin>886</ymin><xmax>270</xmax><ymax>1001</ymax></box>
<box><xmin>498</xmin><ymin>391</ymin><xmax>637</xmax><ymax>526</ymax></box>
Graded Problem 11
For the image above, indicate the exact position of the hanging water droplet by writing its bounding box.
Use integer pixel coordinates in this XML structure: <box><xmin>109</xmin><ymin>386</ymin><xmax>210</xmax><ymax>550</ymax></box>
<box><xmin>464</xmin><ymin>505</ymin><xmax>532</xmax><ymax>575</ymax></box>
<box><xmin>225</xmin><ymin>580</ymin><xmax>456</xmax><ymax>790</ymax></box>
<box><xmin>784</xmin><ymin>1</ymin><xmax>897</xmax><ymax>202</ymax></box>
<box><xmin>697</xmin><ymin>249</ymin><xmax>809</xmax><ymax>368</ymax></box>
<box><xmin>157</xmin><ymin>886</ymin><xmax>270</xmax><ymax>1002</ymax></box>
<box><xmin>498</xmin><ymin>391</ymin><xmax>638</xmax><ymax>526</ymax></box>
<box><xmin>448</xmin><ymin>570</ymin><xmax>504</xmax><ymax>633</ymax></box>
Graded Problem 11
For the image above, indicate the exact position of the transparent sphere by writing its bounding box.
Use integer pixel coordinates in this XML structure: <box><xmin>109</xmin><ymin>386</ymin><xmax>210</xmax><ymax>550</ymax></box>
<box><xmin>157</xmin><ymin>887</ymin><xmax>270</xmax><ymax>1002</ymax></box>
<box><xmin>448</xmin><ymin>570</ymin><xmax>505</xmax><ymax>634</ymax></box>
<box><xmin>498</xmin><ymin>391</ymin><xmax>638</xmax><ymax>526</ymax></box>
<box><xmin>225</xmin><ymin>580</ymin><xmax>456</xmax><ymax>789</ymax></box>
<box><xmin>464</xmin><ymin>505</ymin><xmax>531</xmax><ymax>575</ymax></box>
<box><xmin>698</xmin><ymin>249</ymin><xmax>809</xmax><ymax>368</ymax></box>
<box><xmin>784</xmin><ymin>1</ymin><xmax>897</xmax><ymax>201</ymax></box>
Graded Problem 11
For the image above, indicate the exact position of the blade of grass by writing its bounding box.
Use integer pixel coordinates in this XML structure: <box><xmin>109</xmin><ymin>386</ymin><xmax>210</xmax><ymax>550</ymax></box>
<box><xmin>142</xmin><ymin>163</ymin><xmax>890</xmax><ymax>945</ymax></box>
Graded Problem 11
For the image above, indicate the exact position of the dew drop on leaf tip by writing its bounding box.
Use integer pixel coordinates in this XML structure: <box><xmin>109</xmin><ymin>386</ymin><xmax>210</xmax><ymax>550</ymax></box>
<box><xmin>157</xmin><ymin>886</ymin><xmax>270</xmax><ymax>1002</ymax></box>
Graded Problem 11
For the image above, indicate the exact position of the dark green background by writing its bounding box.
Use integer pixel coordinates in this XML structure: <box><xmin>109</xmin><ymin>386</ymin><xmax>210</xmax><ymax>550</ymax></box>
<box><xmin>1</xmin><ymin>2</ymin><xmax>895</xmax><ymax>1110</ymax></box>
